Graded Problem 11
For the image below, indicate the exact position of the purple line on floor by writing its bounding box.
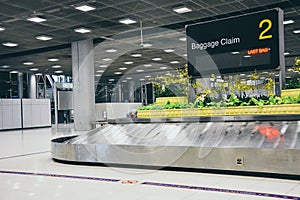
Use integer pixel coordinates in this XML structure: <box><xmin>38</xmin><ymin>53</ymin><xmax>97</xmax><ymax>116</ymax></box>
<box><xmin>0</xmin><ymin>170</ymin><xmax>299</xmax><ymax>199</ymax></box>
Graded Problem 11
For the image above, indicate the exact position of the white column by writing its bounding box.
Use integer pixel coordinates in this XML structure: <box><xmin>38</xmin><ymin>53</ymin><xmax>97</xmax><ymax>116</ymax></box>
<box><xmin>28</xmin><ymin>74</ymin><xmax>36</xmax><ymax>99</ymax></box>
<box><xmin>72</xmin><ymin>39</ymin><xmax>96</xmax><ymax>131</ymax></box>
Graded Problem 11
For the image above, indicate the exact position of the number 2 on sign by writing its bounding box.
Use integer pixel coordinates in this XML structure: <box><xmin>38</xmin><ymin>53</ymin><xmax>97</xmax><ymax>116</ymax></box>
<box><xmin>259</xmin><ymin>19</ymin><xmax>272</xmax><ymax>40</ymax></box>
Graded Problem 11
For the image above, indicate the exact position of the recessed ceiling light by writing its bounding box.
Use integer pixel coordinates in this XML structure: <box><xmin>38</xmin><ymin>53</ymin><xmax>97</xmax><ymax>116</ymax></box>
<box><xmin>182</xmin><ymin>54</ymin><xmax>187</xmax><ymax>57</ymax></box>
<box><xmin>139</xmin><ymin>78</ymin><xmax>145</xmax><ymax>81</ymax></box>
<box><xmin>262</xmin><ymin>71</ymin><xmax>269</xmax><ymax>74</ymax></box>
<box><xmin>122</xmin><ymin>80</ymin><xmax>127</xmax><ymax>82</ymax></box>
<box><xmin>95</xmin><ymin>74</ymin><xmax>102</xmax><ymax>77</ymax></box>
<box><xmin>131</xmin><ymin>53</ymin><xmax>142</xmax><ymax>57</ymax></box>
<box><xmin>170</xmin><ymin>61</ymin><xmax>179</xmax><ymax>64</ymax></box>
<box><xmin>97</xmin><ymin>70</ymin><xmax>104</xmax><ymax>73</ymax></box>
<box><xmin>10</xmin><ymin>71</ymin><xmax>19</xmax><ymax>73</ymax></box>
<box><xmin>142</xmin><ymin>43</ymin><xmax>152</xmax><ymax>47</ymax></box>
<box><xmin>144</xmin><ymin>64</ymin><xmax>152</xmax><ymax>67</ymax></box>
<box><xmin>173</xmin><ymin>6</ymin><xmax>192</xmax><ymax>14</ymax></box>
<box><xmin>48</xmin><ymin>58</ymin><xmax>59</xmax><ymax>62</ymax></box>
<box><xmin>114</xmin><ymin>71</ymin><xmax>122</xmax><ymax>75</ymax></box>
<box><xmin>293</xmin><ymin>29</ymin><xmax>300</xmax><ymax>34</ymax></box>
<box><xmin>119</xmin><ymin>67</ymin><xmax>127</xmax><ymax>70</ymax></box>
<box><xmin>124</xmin><ymin>61</ymin><xmax>133</xmax><ymax>64</ymax></box>
<box><xmin>52</xmin><ymin>65</ymin><xmax>61</xmax><ymax>68</ymax></box>
<box><xmin>1</xmin><ymin>65</ymin><xmax>10</xmax><ymax>68</ymax></box>
<box><xmin>179</xmin><ymin>37</ymin><xmax>186</xmax><ymax>41</ymax></box>
<box><xmin>75</xmin><ymin>5</ymin><xmax>96</xmax><ymax>12</ymax></box>
<box><xmin>164</xmin><ymin>49</ymin><xmax>175</xmax><ymax>53</ymax></box>
<box><xmin>275</xmin><ymin>74</ymin><xmax>279</xmax><ymax>77</ymax></box>
<box><xmin>3</xmin><ymin>42</ymin><xmax>18</xmax><ymax>47</ymax></box>
<box><xmin>284</xmin><ymin>52</ymin><xmax>290</xmax><ymax>55</ymax></box>
<box><xmin>243</xmin><ymin>55</ymin><xmax>251</xmax><ymax>58</ymax></box>
<box><xmin>29</xmin><ymin>68</ymin><xmax>39</xmax><ymax>71</ymax></box>
<box><xmin>119</xmin><ymin>18</ymin><xmax>136</xmax><ymax>24</ymax></box>
<box><xmin>152</xmin><ymin>57</ymin><xmax>162</xmax><ymax>61</ymax></box>
<box><xmin>36</xmin><ymin>35</ymin><xmax>52</xmax><ymax>41</ymax></box>
<box><xmin>55</xmin><ymin>70</ymin><xmax>63</xmax><ymax>74</ymax></box>
<box><xmin>0</xmin><ymin>27</ymin><xmax>5</xmax><ymax>31</ymax></box>
<box><xmin>99</xmin><ymin>65</ymin><xmax>108</xmax><ymax>68</ymax></box>
<box><xmin>35</xmin><ymin>73</ymin><xmax>43</xmax><ymax>76</ymax></box>
<box><xmin>102</xmin><ymin>58</ymin><xmax>112</xmax><ymax>62</ymax></box>
<box><xmin>126</xmin><ymin>77</ymin><xmax>132</xmax><ymax>80</ymax></box>
<box><xmin>74</xmin><ymin>27</ymin><xmax>91</xmax><ymax>33</ymax></box>
<box><xmin>27</xmin><ymin>16</ymin><xmax>46</xmax><ymax>23</ymax></box>
<box><xmin>231</xmin><ymin>51</ymin><xmax>240</xmax><ymax>54</ymax></box>
<box><xmin>283</xmin><ymin>20</ymin><xmax>294</xmax><ymax>25</ymax></box>
<box><xmin>109</xmin><ymin>79</ymin><xmax>115</xmax><ymax>81</ymax></box>
<box><xmin>145</xmin><ymin>75</ymin><xmax>151</xmax><ymax>78</ymax></box>
<box><xmin>160</xmin><ymin>66</ymin><xmax>168</xmax><ymax>70</ymax></box>
<box><xmin>23</xmin><ymin>61</ymin><xmax>34</xmax><ymax>65</ymax></box>
<box><xmin>106</xmin><ymin>49</ymin><xmax>117</xmax><ymax>53</ymax></box>
<box><xmin>136</xmin><ymin>69</ymin><xmax>144</xmax><ymax>72</ymax></box>
<box><xmin>240</xmin><ymin>74</ymin><xmax>246</xmax><ymax>76</ymax></box>
<box><xmin>286</xmin><ymin>76</ymin><xmax>291</xmax><ymax>78</ymax></box>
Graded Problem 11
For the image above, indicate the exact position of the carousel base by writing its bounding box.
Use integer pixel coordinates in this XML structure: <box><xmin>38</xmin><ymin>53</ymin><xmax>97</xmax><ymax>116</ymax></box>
<box><xmin>51</xmin><ymin>115</ymin><xmax>300</xmax><ymax>179</ymax></box>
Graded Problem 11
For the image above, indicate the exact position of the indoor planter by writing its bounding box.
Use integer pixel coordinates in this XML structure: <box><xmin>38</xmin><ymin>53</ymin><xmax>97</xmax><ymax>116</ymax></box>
<box><xmin>137</xmin><ymin>104</ymin><xmax>300</xmax><ymax>118</ymax></box>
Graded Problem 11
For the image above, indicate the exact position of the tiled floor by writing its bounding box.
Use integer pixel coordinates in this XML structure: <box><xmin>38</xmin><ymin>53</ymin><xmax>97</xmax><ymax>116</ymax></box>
<box><xmin>0</xmin><ymin>124</ymin><xmax>300</xmax><ymax>200</ymax></box>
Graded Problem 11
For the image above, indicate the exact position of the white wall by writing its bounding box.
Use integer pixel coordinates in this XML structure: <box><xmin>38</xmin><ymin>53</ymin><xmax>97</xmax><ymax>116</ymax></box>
<box><xmin>22</xmin><ymin>99</ymin><xmax>51</xmax><ymax>128</ymax></box>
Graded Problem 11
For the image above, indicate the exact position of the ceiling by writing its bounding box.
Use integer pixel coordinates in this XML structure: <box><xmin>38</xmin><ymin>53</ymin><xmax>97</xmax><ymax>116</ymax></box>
<box><xmin>0</xmin><ymin>0</ymin><xmax>299</xmax><ymax>79</ymax></box>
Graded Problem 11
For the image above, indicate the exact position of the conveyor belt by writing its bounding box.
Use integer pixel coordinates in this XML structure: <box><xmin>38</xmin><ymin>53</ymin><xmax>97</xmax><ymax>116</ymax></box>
<box><xmin>52</xmin><ymin>116</ymin><xmax>300</xmax><ymax>176</ymax></box>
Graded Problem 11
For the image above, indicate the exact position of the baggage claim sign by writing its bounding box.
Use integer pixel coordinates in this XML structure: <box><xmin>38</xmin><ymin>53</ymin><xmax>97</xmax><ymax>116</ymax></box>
<box><xmin>186</xmin><ymin>8</ymin><xmax>284</xmax><ymax>77</ymax></box>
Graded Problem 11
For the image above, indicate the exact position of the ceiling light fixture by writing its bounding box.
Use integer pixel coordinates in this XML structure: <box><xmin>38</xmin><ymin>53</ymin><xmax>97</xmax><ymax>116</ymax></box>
<box><xmin>131</xmin><ymin>53</ymin><xmax>142</xmax><ymax>57</ymax></box>
<box><xmin>142</xmin><ymin>43</ymin><xmax>152</xmax><ymax>47</ymax></box>
<box><xmin>145</xmin><ymin>75</ymin><xmax>151</xmax><ymax>78</ymax></box>
<box><xmin>119</xmin><ymin>67</ymin><xmax>127</xmax><ymax>70</ymax></box>
<box><xmin>283</xmin><ymin>20</ymin><xmax>294</xmax><ymax>25</ymax></box>
<box><xmin>231</xmin><ymin>51</ymin><xmax>240</xmax><ymax>54</ymax></box>
<box><xmin>95</xmin><ymin>74</ymin><xmax>102</xmax><ymax>77</ymax></box>
<box><xmin>243</xmin><ymin>55</ymin><xmax>251</xmax><ymax>58</ymax></box>
<box><xmin>109</xmin><ymin>79</ymin><xmax>115</xmax><ymax>81</ymax></box>
<box><xmin>182</xmin><ymin>54</ymin><xmax>187</xmax><ymax>57</ymax></box>
<box><xmin>124</xmin><ymin>61</ymin><xmax>133</xmax><ymax>64</ymax></box>
<box><xmin>152</xmin><ymin>57</ymin><xmax>162</xmax><ymax>61</ymax></box>
<box><xmin>160</xmin><ymin>66</ymin><xmax>168</xmax><ymax>70</ymax></box>
<box><xmin>173</xmin><ymin>6</ymin><xmax>192</xmax><ymax>14</ymax></box>
<box><xmin>293</xmin><ymin>29</ymin><xmax>300</xmax><ymax>34</ymax></box>
<box><xmin>97</xmin><ymin>70</ymin><xmax>104</xmax><ymax>73</ymax></box>
<box><xmin>136</xmin><ymin>69</ymin><xmax>144</xmax><ymax>72</ymax></box>
<box><xmin>99</xmin><ymin>65</ymin><xmax>108</xmax><ymax>68</ymax></box>
<box><xmin>75</xmin><ymin>5</ymin><xmax>96</xmax><ymax>12</ymax></box>
<box><xmin>3</xmin><ymin>42</ymin><xmax>18</xmax><ymax>47</ymax></box>
<box><xmin>48</xmin><ymin>58</ymin><xmax>59</xmax><ymax>62</ymax></box>
<box><xmin>126</xmin><ymin>77</ymin><xmax>132</xmax><ymax>80</ymax></box>
<box><xmin>10</xmin><ymin>71</ymin><xmax>19</xmax><ymax>73</ymax></box>
<box><xmin>1</xmin><ymin>65</ymin><xmax>10</xmax><ymax>68</ymax></box>
<box><xmin>55</xmin><ymin>70</ymin><xmax>63</xmax><ymax>73</ymax></box>
<box><xmin>74</xmin><ymin>27</ymin><xmax>91</xmax><ymax>33</ymax></box>
<box><xmin>119</xmin><ymin>18</ymin><xmax>136</xmax><ymax>24</ymax></box>
<box><xmin>179</xmin><ymin>37</ymin><xmax>186</xmax><ymax>41</ymax></box>
<box><xmin>144</xmin><ymin>64</ymin><xmax>152</xmax><ymax>67</ymax></box>
<box><xmin>114</xmin><ymin>72</ymin><xmax>122</xmax><ymax>75</ymax></box>
<box><xmin>29</xmin><ymin>68</ymin><xmax>39</xmax><ymax>71</ymax></box>
<box><xmin>36</xmin><ymin>35</ymin><xmax>52</xmax><ymax>41</ymax></box>
<box><xmin>106</xmin><ymin>49</ymin><xmax>117</xmax><ymax>53</ymax></box>
<box><xmin>52</xmin><ymin>65</ymin><xmax>62</xmax><ymax>68</ymax></box>
<box><xmin>284</xmin><ymin>52</ymin><xmax>290</xmax><ymax>55</ymax></box>
<box><xmin>0</xmin><ymin>26</ymin><xmax>5</xmax><ymax>31</ymax></box>
<box><xmin>102</xmin><ymin>58</ymin><xmax>112</xmax><ymax>62</ymax></box>
<box><xmin>23</xmin><ymin>62</ymin><xmax>34</xmax><ymax>65</ymax></box>
<box><xmin>164</xmin><ymin>49</ymin><xmax>175</xmax><ymax>53</ymax></box>
<box><xmin>27</xmin><ymin>16</ymin><xmax>47</xmax><ymax>23</ymax></box>
<box><xmin>35</xmin><ymin>73</ymin><xmax>43</xmax><ymax>76</ymax></box>
<box><xmin>139</xmin><ymin>78</ymin><xmax>145</xmax><ymax>81</ymax></box>
<box><xmin>170</xmin><ymin>61</ymin><xmax>179</xmax><ymax>64</ymax></box>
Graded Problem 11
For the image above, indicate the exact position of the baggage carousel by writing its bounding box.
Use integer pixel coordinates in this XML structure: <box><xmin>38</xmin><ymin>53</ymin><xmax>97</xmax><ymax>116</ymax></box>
<box><xmin>51</xmin><ymin>115</ymin><xmax>300</xmax><ymax>178</ymax></box>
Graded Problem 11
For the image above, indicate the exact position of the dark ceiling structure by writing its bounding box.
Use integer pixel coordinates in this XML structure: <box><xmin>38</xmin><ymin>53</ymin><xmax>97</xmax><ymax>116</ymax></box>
<box><xmin>0</xmin><ymin>0</ymin><xmax>299</xmax><ymax>78</ymax></box>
